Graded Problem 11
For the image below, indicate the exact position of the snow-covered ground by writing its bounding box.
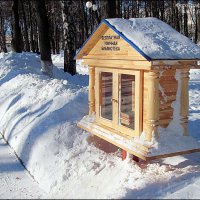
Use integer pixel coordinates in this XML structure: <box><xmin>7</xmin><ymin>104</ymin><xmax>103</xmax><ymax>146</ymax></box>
<box><xmin>0</xmin><ymin>52</ymin><xmax>200</xmax><ymax>199</ymax></box>
<box><xmin>0</xmin><ymin>138</ymin><xmax>47</xmax><ymax>198</ymax></box>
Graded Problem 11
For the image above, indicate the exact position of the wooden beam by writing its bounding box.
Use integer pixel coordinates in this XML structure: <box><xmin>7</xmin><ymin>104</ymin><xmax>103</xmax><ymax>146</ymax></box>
<box><xmin>179</xmin><ymin>69</ymin><xmax>190</xmax><ymax>136</ymax></box>
<box><xmin>146</xmin><ymin>148</ymin><xmax>200</xmax><ymax>161</ymax></box>
<box><xmin>83</xmin><ymin>55</ymin><xmax>146</xmax><ymax>61</ymax></box>
<box><xmin>88</xmin><ymin>66</ymin><xmax>95</xmax><ymax>115</ymax></box>
<box><xmin>152</xmin><ymin>60</ymin><xmax>198</xmax><ymax>66</ymax></box>
<box><xmin>139</xmin><ymin>70</ymin><xmax>144</xmax><ymax>136</ymax></box>
<box><xmin>82</xmin><ymin>59</ymin><xmax>151</xmax><ymax>70</ymax></box>
<box><xmin>77</xmin><ymin>119</ymin><xmax>200</xmax><ymax>161</ymax></box>
<box><xmin>93</xmin><ymin>122</ymin><xmax>149</xmax><ymax>152</ymax></box>
<box><xmin>152</xmin><ymin>65</ymin><xmax>200</xmax><ymax>70</ymax></box>
<box><xmin>145</xmin><ymin>70</ymin><xmax>160</xmax><ymax>141</ymax></box>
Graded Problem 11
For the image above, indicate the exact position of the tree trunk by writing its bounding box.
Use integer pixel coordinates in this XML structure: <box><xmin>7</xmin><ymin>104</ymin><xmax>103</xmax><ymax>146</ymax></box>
<box><xmin>20</xmin><ymin>0</ymin><xmax>30</xmax><ymax>52</ymax></box>
<box><xmin>61</xmin><ymin>0</ymin><xmax>76</xmax><ymax>75</ymax></box>
<box><xmin>34</xmin><ymin>0</ymin><xmax>53</xmax><ymax>77</ymax></box>
<box><xmin>100</xmin><ymin>0</ymin><xmax>117</xmax><ymax>19</ymax></box>
<box><xmin>11</xmin><ymin>0</ymin><xmax>23</xmax><ymax>53</ymax></box>
<box><xmin>144</xmin><ymin>0</ymin><xmax>148</xmax><ymax>17</ymax></box>
<box><xmin>151</xmin><ymin>0</ymin><xmax>158</xmax><ymax>18</ymax></box>
<box><xmin>0</xmin><ymin>11</ymin><xmax>7</xmax><ymax>53</ymax></box>
<box><xmin>28</xmin><ymin>1</ymin><xmax>35</xmax><ymax>52</ymax></box>
<box><xmin>197</xmin><ymin>7</ymin><xmax>200</xmax><ymax>43</ymax></box>
<box><xmin>116</xmin><ymin>0</ymin><xmax>121</xmax><ymax>18</ymax></box>
<box><xmin>108</xmin><ymin>0</ymin><xmax>116</xmax><ymax>18</ymax></box>
<box><xmin>194</xmin><ymin>6</ymin><xmax>198</xmax><ymax>43</ymax></box>
<box><xmin>55</xmin><ymin>25</ymin><xmax>60</xmax><ymax>54</ymax></box>
<box><xmin>91</xmin><ymin>0</ymin><xmax>100</xmax><ymax>25</ymax></box>
<box><xmin>174</xmin><ymin>0</ymin><xmax>180</xmax><ymax>32</ymax></box>
<box><xmin>81</xmin><ymin>0</ymin><xmax>88</xmax><ymax>40</ymax></box>
<box><xmin>159</xmin><ymin>0</ymin><xmax>165</xmax><ymax>20</ymax></box>
<box><xmin>183</xmin><ymin>1</ymin><xmax>188</xmax><ymax>37</ymax></box>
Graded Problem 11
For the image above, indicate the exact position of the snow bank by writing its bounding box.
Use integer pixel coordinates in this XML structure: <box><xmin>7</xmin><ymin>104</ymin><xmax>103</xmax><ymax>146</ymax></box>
<box><xmin>106</xmin><ymin>18</ymin><xmax>200</xmax><ymax>60</ymax></box>
<box><xmin>1</xmin><ymin>52</ymin><xmax>200</xmax><ymax>198</ymax></box>
<box><xmin>76</xmin><ymin>59</ymin><xmax>89</xmax><ymax>75</ymax></box>
<box><xmin>51</xmin><ymin>52</ymin><xmax>89</xmax><ymax>75</ymax></box>
<box><xmin>0</xmin><ymin>52</ymin><xmax>145</xmax><ymax>198</ymax></box>
<box><xmin>0</xmin><ymin>52</ymin><xmax>90</xmax><ymax>196</ymax></box>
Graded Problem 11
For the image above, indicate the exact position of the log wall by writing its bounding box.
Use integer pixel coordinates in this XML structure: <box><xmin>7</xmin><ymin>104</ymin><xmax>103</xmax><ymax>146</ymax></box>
<box><xmin>159</xmin><ymin>69</ymin><xmax>178</xmax><ymax>128</ymax></box>
<box><xmin>143</xmin><ymin>69</ymin><xmax>178</xmax><ymax>136</ymax></box>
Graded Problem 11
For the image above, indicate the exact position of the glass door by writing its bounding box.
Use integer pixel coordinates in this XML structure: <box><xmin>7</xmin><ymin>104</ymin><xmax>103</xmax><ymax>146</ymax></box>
<box><xmin>100</xmin><ymin>72</ymin><xmax>113</xmax><ymax>121</ymax></box>
<box><xmin>95</xmin><ymin>68</ymin><xmax>115</xmax><ymax>128</ymax></box>
<box><xmin>119</xmin><ymin>74</ymin><xmax>135</xmax><ymax>130</ymax></box>
<box><xmin>95</xmin><ymin>68</ymin><xmax>140</xmax><ymax>137</ymax></box>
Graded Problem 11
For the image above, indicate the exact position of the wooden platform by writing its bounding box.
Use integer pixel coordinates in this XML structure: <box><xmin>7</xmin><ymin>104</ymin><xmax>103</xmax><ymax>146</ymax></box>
<box><xmin>78</xmin><ymin>116</ymin><xmax>200</xmax><ymax>161</ymax></box>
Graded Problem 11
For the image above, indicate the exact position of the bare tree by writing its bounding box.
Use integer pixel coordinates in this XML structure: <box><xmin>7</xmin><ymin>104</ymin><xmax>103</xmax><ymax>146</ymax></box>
<box><xmin>20</xmin><ymin>0</ymin><xmax>30</xmax><ymax>51</ymax></box>
<box><xmin>100</xmin><ymin>0</ymin><xmax>118</xmax><ymax>19</ymax></box>
<box><xmin>11</xmin><ymin>0</ymin><xmax>23</xmax><ymax>53</ymax></box>
<box><xmin>183</xmin><ymin>0</ymin><xmax>189</xmax><ymax>37</ymax></box>
<box><xmin>0</xmin><ymin>0</ymin><xmax>199</xmax><ymax>55</ymax></box>
<box><xmin>61</xmin><ymin>0</ymin><xmax>76</xmax><ymax>75</ymax></box>
<box><xmin>0</xmin><ymin>2</ymin><xmax>8</xmax><ymax>53</ymax></box>
<box><xmin>34</xmin><ymin>0</ymin><xmax>53</xmax><ymax>77</ymax></box>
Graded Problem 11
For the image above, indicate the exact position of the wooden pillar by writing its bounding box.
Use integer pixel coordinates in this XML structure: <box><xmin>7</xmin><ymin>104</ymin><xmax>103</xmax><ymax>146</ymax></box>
<box><xmin>145</xmin><ymin>70</ymin><xmax>160</xmax><ymax>142</ymax></box>
<box><xmin>88</xmin><ymin>66</ymin><xmax>95</xmax><ymax>116</ymax></box>
<box><xmin>180</xmin><ymin>69</ymin><xmax>190</xmax><ymax>136</ymax></box>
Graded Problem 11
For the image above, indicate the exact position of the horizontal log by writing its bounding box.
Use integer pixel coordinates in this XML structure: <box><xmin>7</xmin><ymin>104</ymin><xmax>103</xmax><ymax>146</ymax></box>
<box><xmin>83</xmin><ymin>59</ymin><xmax>151</xmax><ymax>70</ymax></box>
<box><xmin>83</xmin><ymin>54</ymin><xmax>146</xmax><ymax>61</ymax></box>
<box><xmin>147</xmin><ymin>148</ymin><xmax>200</xmax><ymax>161</ymax></box>
<box><xmin>152</xmin><ymin>60</ymin><xmax>198</xmax><ymax>66</ymax></box>
<box><xmin>78</xmin><ymin>120</ymin><xmax>150</xmax><ymax>159</ymax></box>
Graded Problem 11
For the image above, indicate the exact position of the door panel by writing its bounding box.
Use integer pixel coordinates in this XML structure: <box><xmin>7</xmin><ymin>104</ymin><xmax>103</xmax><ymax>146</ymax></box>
<box><xmin>119</xmin><ymin>74</ymin><xmax>135</xmax><ymax>130</ymax></box>
<box><xmin>95</xmin><ymin>68</ymin><xmax>141</xmax><ymax>137</ymax></box>
<box><xmin>100</xmin><ymin>72</ymin><xmax>113</xmax><ymax>121</ymax></box>
<box><xmin>95</xmin><ymin>68</ymin><xmax>114</xmax><ymax>128</ymax></box>
<box><xmin>117</xmin><ymin>71</ymin><xmax>140</xmax><ymax>137</ymax></box>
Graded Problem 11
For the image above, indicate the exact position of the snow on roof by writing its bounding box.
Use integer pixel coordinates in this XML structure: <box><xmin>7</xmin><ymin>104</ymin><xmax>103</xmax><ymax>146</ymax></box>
<box><xmin>105</xmin><ymin>18</ymin><xmax>200</xmax><ymax>60</ymax></box>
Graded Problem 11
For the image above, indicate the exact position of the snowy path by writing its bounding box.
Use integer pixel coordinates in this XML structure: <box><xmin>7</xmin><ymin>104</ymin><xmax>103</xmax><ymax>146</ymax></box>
<box><xmin>0</xmin><ymin>137</ymin><xmax>47</xmax><ymax>199</ymax></box>
<box><xmin>164</xmin><ymin>178</ymin><xmax>200</xmax><ymax>199</ymax></box>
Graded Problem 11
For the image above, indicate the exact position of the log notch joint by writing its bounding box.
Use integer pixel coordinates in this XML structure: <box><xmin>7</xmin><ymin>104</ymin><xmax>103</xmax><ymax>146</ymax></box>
<box><xmin>89</xmin><ymin>66</ymin><xmax>95</xmax><ymax>115</ymax></box>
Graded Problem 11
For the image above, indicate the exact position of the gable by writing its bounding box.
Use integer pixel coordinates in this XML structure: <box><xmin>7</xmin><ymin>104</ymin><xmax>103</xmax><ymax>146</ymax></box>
<box><xmin>75</xmin><ymin>21</ymin><xmax>149</xmax><ymax>61</ymax></box>
<box><xmin>85</xmin><ymin>28</ymin><xmax>147</xmax><ymax>61</ymax></box>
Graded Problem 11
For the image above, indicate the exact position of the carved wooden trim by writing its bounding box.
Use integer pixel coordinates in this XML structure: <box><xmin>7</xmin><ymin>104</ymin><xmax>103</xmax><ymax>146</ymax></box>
<box><xmin>88</xmin><ymin>66</ymin><xmax>95</xmax><ymax>115</ymax></box>
<box><xmin>145</xmin><ymin>70</ymin><xmax>160</xmax><ymax>141</ymax></box>
<box><xmin>180</xmin><ymin>69</ymin><xmax>190</xmax><ymax>136</ymax></box>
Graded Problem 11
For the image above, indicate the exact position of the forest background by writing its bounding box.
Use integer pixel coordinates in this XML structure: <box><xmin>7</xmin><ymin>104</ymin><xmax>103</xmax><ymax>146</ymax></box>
<box><xmin>0</xmin><ymin>0</ymin><xmax>199</xmax><ymax>76</ymax></box>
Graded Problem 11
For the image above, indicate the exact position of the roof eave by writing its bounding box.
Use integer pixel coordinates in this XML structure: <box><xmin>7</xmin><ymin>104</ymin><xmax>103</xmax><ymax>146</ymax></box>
<box><xmin>152</xmin><ymin>58</ymin><xmax>200</xmax><ymax>60</ymax></box>
<box><xmin>74</xmin><ymin>21</ymin><xmax>105</xmax><ymax>60</ymax></box>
